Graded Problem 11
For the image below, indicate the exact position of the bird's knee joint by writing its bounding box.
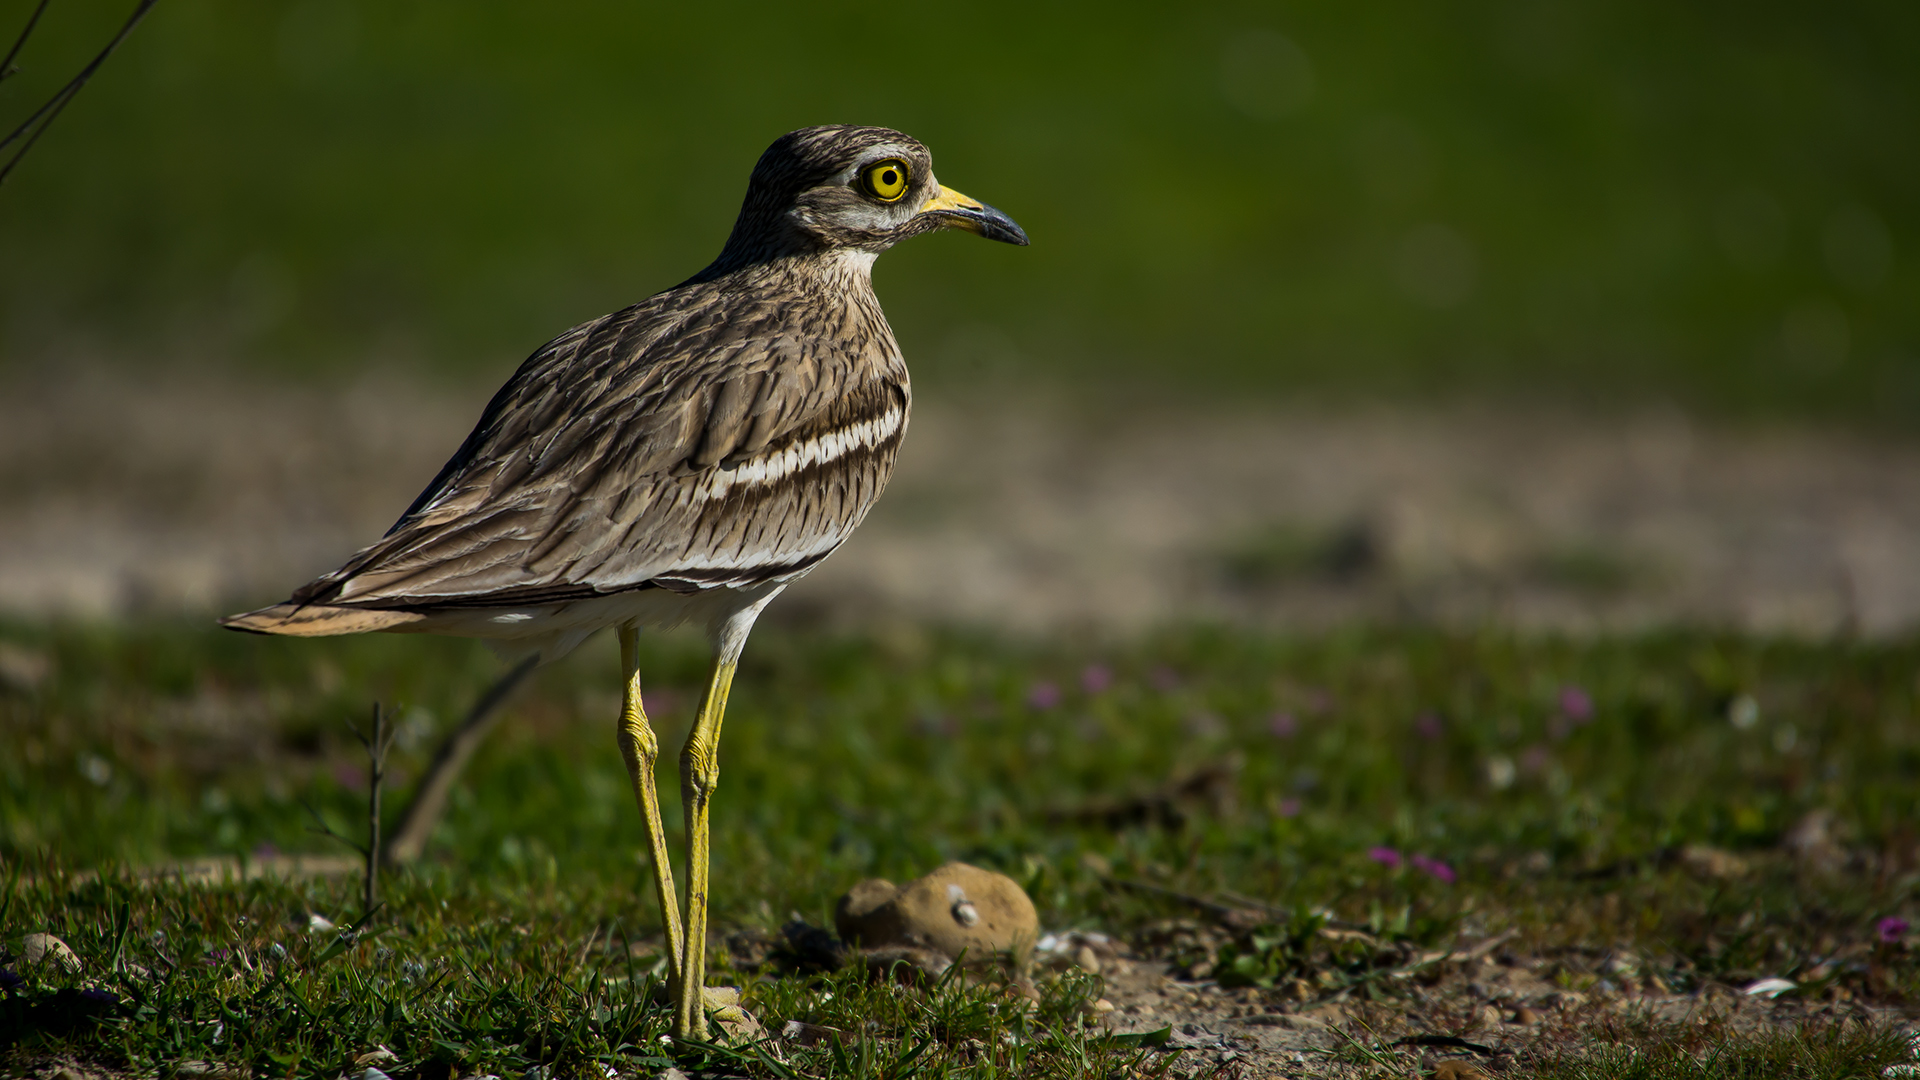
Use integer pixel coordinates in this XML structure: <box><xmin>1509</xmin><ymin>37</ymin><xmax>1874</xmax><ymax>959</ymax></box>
<box><xmin>686</xmin><ymin>768</ymin><xmax>719</xmax><ymax>802</ymax></box>
<box><xmin>618</xmin><ymin>714</ymin><xmax>660</xmax><ymax>760</ymax></box>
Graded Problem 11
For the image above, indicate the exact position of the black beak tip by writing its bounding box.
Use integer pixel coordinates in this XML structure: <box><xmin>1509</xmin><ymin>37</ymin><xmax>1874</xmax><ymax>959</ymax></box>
<box><xmin>977</xmin><ymin>202</ymin><xmax>1030</xmax><ymax>246</ymax></box>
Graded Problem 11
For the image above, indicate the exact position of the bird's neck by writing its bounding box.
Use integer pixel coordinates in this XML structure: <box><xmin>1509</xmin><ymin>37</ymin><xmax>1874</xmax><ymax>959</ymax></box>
<box><xmin>691</xmin><ymin>248</ymin><xmax>879</xmax><ymax>304</ymax></box>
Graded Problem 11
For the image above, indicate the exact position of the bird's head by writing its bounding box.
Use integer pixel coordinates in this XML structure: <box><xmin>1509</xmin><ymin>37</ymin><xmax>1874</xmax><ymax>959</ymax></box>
<box><xmin>713</xmin><ymin>125</ymin><xmax>1028</xmax><ymax>267</ymax></box>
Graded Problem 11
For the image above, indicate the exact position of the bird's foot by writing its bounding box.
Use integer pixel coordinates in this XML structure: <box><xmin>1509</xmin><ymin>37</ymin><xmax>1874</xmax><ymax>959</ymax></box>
<box><xmin>698</xmin><ymin>986</ymin><xmax>762</xmax><ymax>1042</ymax></box>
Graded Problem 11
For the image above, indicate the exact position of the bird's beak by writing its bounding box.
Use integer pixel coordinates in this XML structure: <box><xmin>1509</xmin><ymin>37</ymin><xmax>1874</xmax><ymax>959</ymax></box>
<box><xmin>918</xmin><ymin>185</ymin><xmax>1029</xmax><ymax>246</ymax></box>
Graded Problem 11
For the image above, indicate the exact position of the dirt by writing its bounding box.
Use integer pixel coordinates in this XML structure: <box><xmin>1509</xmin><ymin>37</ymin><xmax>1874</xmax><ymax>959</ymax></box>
<box><xmin>4</xmin><ymin>370</ymin><xmax>1920</xmax><ymax>638</ymax></box>
<box><xmin>1074</xmin><ymin>947</ymin><xmax>1916</xmax><ymax>1078</ymax></box>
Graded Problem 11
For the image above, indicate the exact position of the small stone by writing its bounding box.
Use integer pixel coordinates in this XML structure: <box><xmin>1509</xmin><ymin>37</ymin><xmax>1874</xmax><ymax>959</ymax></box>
<box><xmin>952</xmin><ymin>898</ymin><xmax>980</xmax><ymax>926</ymax></box>
<box><xmin>1086</xmin><ymin>997</ymin><xmax>1115</xmax><ymax>1014</ymax></box>
<box><xmin>1509</xmin><ymin>1005</ymin><xmax>1539</xmax><ymax>1025</ymax></box>
<box><xmin>655</xmin><ymin>1069</ymin><xmax>692</xmax><ymax>1080</ymax></box>
<box><xmin>1073</xmin><ymin>944</ymin><xmax>1103</xmax><ymax>974</ymax></box>
<box><xmin>834</xmin><ymin>862</ymin><xmax>1038</xmax><ymax>961</ymax></box>
<box><xmin>1478</xmin><ymin>1004</ymin><xmax>1503</xmax><ymax>1026</ymax></box>
<box><xmin>780</xmin><ymin>1020</ymin><xmax>844</xmax><ymax>1046</ymax></box>
<box><xmin>22</xmin><ymin>933</ymin><xmax>80</xmax><ymax>972</ymax></box>
<box><xmin>835</xmin><ymin>878</ymin><xmax>899</xmax><ymax>928</ymax></box>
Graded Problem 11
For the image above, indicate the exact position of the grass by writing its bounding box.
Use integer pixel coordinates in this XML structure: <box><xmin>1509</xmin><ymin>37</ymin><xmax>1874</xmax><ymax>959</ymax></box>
<box><xmin>3</xmin><ymin>618</ymin><xmax>1919</xmax><ymax>1076</ymax></box>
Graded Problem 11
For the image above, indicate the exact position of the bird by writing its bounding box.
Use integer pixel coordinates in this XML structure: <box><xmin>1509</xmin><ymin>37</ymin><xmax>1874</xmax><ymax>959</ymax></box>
<box><xmin>221</xmin><ymin>124</ymin><xmax>1027</xmax><ymax>1040</ymax></box>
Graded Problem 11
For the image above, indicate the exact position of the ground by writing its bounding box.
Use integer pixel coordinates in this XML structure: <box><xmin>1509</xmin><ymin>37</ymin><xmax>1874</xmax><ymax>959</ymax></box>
<box><xmin>3</xmin><ymin>622</ymin><xmax>1918</xmax><ymax>1077</ymax></box>
<box><xmin>3</xmin><ymin>371</ymin><xmax>1919</xmax><ymax>1076</ymax></box>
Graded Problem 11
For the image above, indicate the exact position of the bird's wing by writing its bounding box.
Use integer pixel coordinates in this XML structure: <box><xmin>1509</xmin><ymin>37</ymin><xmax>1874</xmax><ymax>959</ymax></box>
<box><xmin>290</xmin><ymin>282</ymin><xmax>908</xmax><ymax>610</ymax></box>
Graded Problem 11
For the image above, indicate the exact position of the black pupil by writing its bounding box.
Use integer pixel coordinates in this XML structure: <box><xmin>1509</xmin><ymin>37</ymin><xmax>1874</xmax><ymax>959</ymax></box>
<box><xmin>881</xmin><ymin>169</ymin><xmax>897</xmax><ymax>186</ymax></box>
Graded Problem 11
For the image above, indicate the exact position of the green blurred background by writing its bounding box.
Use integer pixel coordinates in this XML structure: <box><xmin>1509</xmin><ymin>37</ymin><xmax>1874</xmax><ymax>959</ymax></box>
<box><xmin>1</xmin><ymin>0</ymin><xmax>1915</xmax><ymax>421</ymax></box>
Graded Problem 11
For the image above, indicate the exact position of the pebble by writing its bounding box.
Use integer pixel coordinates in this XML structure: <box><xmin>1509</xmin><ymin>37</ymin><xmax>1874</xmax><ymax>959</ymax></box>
<box><xmin>22</xmin><ymin>933</ymin><xmax>80</xmax><ymax>972</ymax></box>
<box><xmin>779</xmin><ymin>1020</ymin><xmax>844</xmax><ymax>1046</ymax></box>
<box><xmin>1510</xmin><ymin>1005</ymin><xmax>1540</xmax><ymax>1025</ymax></box>
<box><xmin>834</xmin><ymin>862</ymin><xmax>1038</xmax><ymax>960</ymax></box>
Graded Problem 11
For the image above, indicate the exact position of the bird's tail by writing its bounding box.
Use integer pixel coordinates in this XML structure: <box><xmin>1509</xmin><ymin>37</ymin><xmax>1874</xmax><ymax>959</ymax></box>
<box><xmin>220</xmin><ymin>603</ymin><xmax>428</xmax><ymax>637</ymax></box>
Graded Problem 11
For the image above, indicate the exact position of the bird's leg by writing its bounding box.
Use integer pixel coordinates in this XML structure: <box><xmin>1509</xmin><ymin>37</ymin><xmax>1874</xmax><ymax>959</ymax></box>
<box><xmin>670</xmin><ymin>595</ymin><xmax>777</xmax><ymax>1042</ymax></box>
<box><xmin>616</xmin><ymin>626</ymin><xmax>684</xmax><ymax>991</ymax></box>
<box><xmin>673</xmin><ymin>650</ymin><xmax>738</xmax><ymax>1041</ymax></box>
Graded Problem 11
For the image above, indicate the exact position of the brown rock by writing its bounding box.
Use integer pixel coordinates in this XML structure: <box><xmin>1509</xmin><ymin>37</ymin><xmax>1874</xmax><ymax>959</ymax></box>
<box><xmin>835</xmin><ymin>878</ymin><xmax>899</xmax><ymax>927</ymax></box>
<box><xmin>22</xmin><ymin>933</ymin><xmax>80</xmax><ymax>972</ymax></box>
<box><xmin>834</xmin><ymin>862</ymin><xmax>1038</xmax><ymax>961</ymax></box>
<box><xmin>1509</xmin><ymin>1005</ymin><xmax>1539</xmax><ymax>1025</ymax></box>
<box><xmin>1427</xmin><ymin>1062</ymin><xmax>1490</xmax><ymax>1080</ymax></box>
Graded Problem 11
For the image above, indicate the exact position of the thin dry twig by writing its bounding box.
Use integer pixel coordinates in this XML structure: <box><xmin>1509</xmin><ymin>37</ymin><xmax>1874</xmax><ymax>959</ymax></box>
<box><xmin>0</xmin><ymin>0</ymin><xmax>161</xmax><ymax>186</ymax></box>
<box><xmin>385</xmin><ymin>655</ymin><xmax>538</xmax><ymax>864</ymax></box>
<box><xmin>349</xmin><ymin>703</ymin><xmax>398</xmax><ymax>917</ymax></box>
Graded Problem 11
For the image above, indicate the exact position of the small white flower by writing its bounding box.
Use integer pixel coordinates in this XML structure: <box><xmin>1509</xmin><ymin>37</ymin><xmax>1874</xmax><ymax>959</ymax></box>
<box><xmin>1485</xmin><ymin>756</ymin><xmax>1517</xmax><ymax>790</ymax></box>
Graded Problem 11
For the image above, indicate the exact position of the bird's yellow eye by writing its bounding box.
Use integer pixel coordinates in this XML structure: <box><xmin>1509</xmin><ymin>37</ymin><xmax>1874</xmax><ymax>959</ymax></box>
<box><xmin>862</xmin><ymin>159</ymin><xmax>910</xmax><ymax>202</ymax></box>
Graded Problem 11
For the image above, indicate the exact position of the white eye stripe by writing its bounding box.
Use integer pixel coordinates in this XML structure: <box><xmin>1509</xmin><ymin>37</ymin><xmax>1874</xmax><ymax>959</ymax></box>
<box><xmin>695</xmin><ymin>407</ymin><xmax>904</xmax><ymax>502</ymax></box>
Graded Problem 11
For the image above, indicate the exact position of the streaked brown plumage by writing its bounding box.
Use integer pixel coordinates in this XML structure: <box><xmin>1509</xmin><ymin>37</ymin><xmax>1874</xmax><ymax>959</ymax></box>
<box><xmin>221</xmin><ymin>124</ymin><xmax>1027</xmax><ymax>1041</ymax></box>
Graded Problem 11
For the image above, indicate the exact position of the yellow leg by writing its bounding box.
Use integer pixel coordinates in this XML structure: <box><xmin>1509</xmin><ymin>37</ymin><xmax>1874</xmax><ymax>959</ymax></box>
<box><xmin>616</xmin><ymin>626</ymin><xmax>684</xmax><ymax>991</ymax></box>
<box><xmin>673</xmin><ymin>653</ymin><xmax>739</xmax><ymax>1041</ymax></box>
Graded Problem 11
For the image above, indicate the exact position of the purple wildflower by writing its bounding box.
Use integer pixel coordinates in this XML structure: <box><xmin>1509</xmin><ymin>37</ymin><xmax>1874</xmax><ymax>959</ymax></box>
<box><xmin>1276</xmin><ymin>797</ymin><xmax>1302</xmax><ymax>818</ymax></box>
<box><xmin>1368</xmin><ymin>846</ymin><xmax>1403</xmax><ymax>869</ymax></box>
<box><xmin>1081</xmin><ymin>664</ymin><xmax>1114</xmax><ymax>695</ymax></box>
<box><xmin>1878</xmin><ymin>916</ymin><xmax>1910</xmax><ymax>944</ymax></box>
<box><xmin>1560</xmin><ymin>685</ymin><xmax>1595</xmax><ymax>723</ymax></box>
<box><xmin>1415</xmin><ymin>713</ymin><xmax>1443</xmax><ymax>740</ymax></box>
<box><xmin>1268</xmin><ymin>712</ymin><xmax>1298</xmax><ymax>738</ymax></box>
<box><xmin>1027</xmin><ymin>680</ymin><xmax>1061</xmax><ymax>710</ymax></box>
<box><xmin>1411</xmin><ymin>854</ymin><xmax>1457</xmax><ymax>884</ymax></box>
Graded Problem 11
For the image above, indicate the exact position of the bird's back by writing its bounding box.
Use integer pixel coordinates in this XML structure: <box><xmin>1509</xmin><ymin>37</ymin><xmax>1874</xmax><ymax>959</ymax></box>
<box><xmin>236</xmin><ymin>254</ymin><xmax>909</xmax><ymax>638</ymax></box>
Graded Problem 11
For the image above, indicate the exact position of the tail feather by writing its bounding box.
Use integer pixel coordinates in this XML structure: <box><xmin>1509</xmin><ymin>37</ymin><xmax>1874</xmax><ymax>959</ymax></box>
<box><xmin>220</xmin><ymin>603</ymin><xmax>428</xmax><ymax>637</ymax></box>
